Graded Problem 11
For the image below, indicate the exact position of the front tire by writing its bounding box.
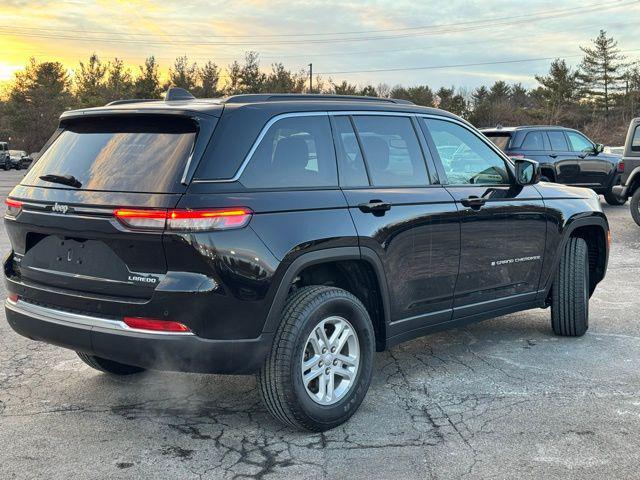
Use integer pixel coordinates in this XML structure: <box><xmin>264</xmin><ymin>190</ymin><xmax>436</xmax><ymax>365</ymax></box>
<box><xmin>551</xmin><ymin>237</ymin><xmax>589</xmax><ymax>336</ymax></box>
<box><xmin>604</xmin><ymin>176</ymin><xmax>626</xmax><ymax>205</ymax></box>
<box><xmin>258</xmin><ymin>286</ymin><xmax>375</xmax><ymax>432</ymax></box>
<box><xmin>630</xmin><ymin>188</ymin><xmax>640</xmax><ymax>226</ymax></box>
<box><xmin>77</xmin><ymin>352</ymin><xmax>145</xmax><ymax>375</ymax></box>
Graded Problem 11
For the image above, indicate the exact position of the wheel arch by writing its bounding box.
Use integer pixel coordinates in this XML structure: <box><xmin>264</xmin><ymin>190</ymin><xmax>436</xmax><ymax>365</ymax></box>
<box><xmin>263</xmin><ymin>247</ymin><xmax>391</xmax><ymax>351</ymax></box>
<box><xmin>543</xmin><ymin>215</ymin><xmax>609</xmax><ymax>300</ymax></box>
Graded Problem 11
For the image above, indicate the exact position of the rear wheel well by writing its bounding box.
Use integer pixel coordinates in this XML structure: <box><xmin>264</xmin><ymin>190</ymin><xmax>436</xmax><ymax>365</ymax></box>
<box><xmin>569</xmin><ymin>225</ymin><xmax>607</xmax><ymax>295</ymax></box>
<box><xmin>291</xmin><ymin>260</ymin><xmax>386</xmax><ymax>351</ymax></box>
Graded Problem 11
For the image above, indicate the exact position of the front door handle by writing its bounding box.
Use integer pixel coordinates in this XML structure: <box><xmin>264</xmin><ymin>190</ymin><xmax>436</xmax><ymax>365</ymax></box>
<box><xmin>549</xmin><ymin>154</ymin><xmax>558</xmax><ymax>158</ymax></box>
<box><xmin>358</xmin><ymin>199</ymin><xmax>392</xmax><ymax>216</ymax></box>
<box><xmin>460</xmin><ymin>195</ymin><xmax>486</xmax><ymax>209</ymax></box>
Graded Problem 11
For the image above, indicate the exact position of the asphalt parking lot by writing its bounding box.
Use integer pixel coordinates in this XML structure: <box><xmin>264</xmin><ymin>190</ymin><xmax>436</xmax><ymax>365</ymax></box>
<box><xmin>0</xmin><ymin>168</ymin><xmax>639</xmax><ymax>479</ymax></box>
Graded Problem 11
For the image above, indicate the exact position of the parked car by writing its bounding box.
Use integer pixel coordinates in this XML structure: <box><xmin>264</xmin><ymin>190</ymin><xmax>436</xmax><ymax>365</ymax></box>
<box><xmin>612</xmin><ymin>118</ymin><xmax>640</xmax><ymax>225</ymax></box>
<box><xmin>481</xmin><ymin>126</ymin><xmax>625</xmax><ymax>205</ymax></box>
<box><xmin>9</xmin><ymin>150</ymin><xmax>32</xmax><ymax>170</ymax></box>
<box><xmin>4</xmin><ymin>90</ymin><xmax>610</xmax><ymax>431</ymax></box>
<box><xmin>604</xmin><ymin>146</ymin><xmax>624</xmax><ymax>155</ymax></box>
<box><xmin>0</xmin><ymin>142</ymin><xmax>10</xmax><ymax>170</ymax></box>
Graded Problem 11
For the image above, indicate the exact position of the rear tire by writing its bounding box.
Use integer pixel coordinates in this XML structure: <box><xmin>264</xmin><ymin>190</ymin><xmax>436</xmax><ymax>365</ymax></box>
<box><xmin>258</xmin><ymin>286</ymin><xmax>375</xmax><ymax>432</ymax></box>
<box><xmin>77</xmin><ymin>352</ymin><xmax>145</xmax><ymax>375</ymax></box>
<box><xmin>551</xmin><ymin>237</ymin><xmax>589</xmax><ymax>337</ymax></box>
<box><xmin>631</xmin><ymin>188</ymin><xmax>640</xmax><ymax>226</ymax></box>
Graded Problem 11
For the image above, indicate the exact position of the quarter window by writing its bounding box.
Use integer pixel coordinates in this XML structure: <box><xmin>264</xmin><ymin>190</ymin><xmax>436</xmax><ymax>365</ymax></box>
<box><xmin>240</xmin><ymin>115</ymin><xmax>337</xmax><ymax>189</ymax></box>
<box><xmin>351</xmin><ymin>116</ymin><xmax>429</xmax><ymax>187</ymax></box>
<box><xmin>423</xmin><ymin>118</ymin><xmax>509</xmax><ymax>185</ymax></box>
<box><xmin>521</xmin><ymin>131</ymin><xmax>545</xmax><ymax>150</ymax></box>
<box><xmin>565</xmin><ymin>131</ymin><xmax>593</xmax><ymax>153</ymax></box>
<box><xmin>547</xmin><ymin>131</ymin><xmax>568</xmax><ymax>151</ymax></box>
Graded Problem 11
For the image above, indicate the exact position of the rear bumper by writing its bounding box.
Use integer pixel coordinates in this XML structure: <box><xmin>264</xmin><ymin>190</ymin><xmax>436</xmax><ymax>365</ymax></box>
<box><xmin>5</xmin><ymin>298</ymin><xmax>272</xmax><ymax>374</ymax></box>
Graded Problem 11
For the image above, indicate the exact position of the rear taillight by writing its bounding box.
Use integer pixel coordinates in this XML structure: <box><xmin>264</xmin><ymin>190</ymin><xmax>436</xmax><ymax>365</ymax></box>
<box><xmin>123</xmin><ymin>316</ymin><xmax>191</xmax><ymax>333</ymax></box>
<box><xmin>7</xmin><ymin>293</ymin><xmax>18</xmax><ymax>303</ymax></box>
<box><xmin>114</xmin><ymin>208</ymin><xmax>167</xmax><ymax>230</ymax></box>
<box><xmin>114</xmin><ymin>208</ymin><xmax>252</xmax><ymax>232</ymax></box>
<box><xmin>618</xmin><ymin>161</ymin><xmax>625</xmax><ymax>173</ymax></box>
<box><xmin>5</xmin><ymin>198</ymin><xmax>23</xmax><ymax>217</ymax></box>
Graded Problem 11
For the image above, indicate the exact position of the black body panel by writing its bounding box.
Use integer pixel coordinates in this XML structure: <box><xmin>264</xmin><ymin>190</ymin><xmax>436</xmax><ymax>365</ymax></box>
<box><xmin>4</xmin><ymin>98</ymin><xmax>610</xmax><ymax>375</ymax></box>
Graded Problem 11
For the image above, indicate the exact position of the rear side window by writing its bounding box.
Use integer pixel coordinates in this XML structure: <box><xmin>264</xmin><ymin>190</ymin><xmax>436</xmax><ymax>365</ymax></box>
<box><xmin>632</xmin><ymin>126</ymin><xmax>640</xmax><ymax>152</ymax></box>
<box><xmin>332</xmin><ymin>116</ymin><xmax>369</xmax><ymax>187</ymax></box>
<box><xmin>547</xmin><ymin>131</ymin><xmax>568</xmax><ymax>151</ymax></box>
<box><xmin>521</xmin><ymin>131</ymin><xmax>545</xmax><ymax>150</ymax></box>
<box><xmin>23</xmin><ymin>116</ymin><xmax>197</xmax><ymax>193</ymax></box>
<box><xmin>240</xmin><ymin>115</ymin><xmax>337</xmax><ymax>189</ymax></box>
<box><xmin>484</xmin><ymin>133</ymin><xmax>512</xmax><ymax>151</ymax></box>
<box><xmin>351</xmin><ymin>116</ymin><xmax>429</xmax><ymax>187</ymax></box>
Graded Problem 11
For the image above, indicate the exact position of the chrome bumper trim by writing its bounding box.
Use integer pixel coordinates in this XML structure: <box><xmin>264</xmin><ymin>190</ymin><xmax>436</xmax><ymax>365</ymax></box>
<box><xmin>5</xmin><ymin>298</ymin><xmax>194</xmax><ymax>336</ymax></box>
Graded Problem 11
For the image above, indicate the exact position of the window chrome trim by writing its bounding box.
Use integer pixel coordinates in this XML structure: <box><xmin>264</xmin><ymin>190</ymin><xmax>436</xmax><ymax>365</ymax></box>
<box><xmin>6</xmin><ymin>298</ymin><xmax>194</xmax><ymax>336</ymax></box>
<box><xmin>192</xmin><ymin>109</ymin><xmax>509</xmax><ymax>184</ymax></box>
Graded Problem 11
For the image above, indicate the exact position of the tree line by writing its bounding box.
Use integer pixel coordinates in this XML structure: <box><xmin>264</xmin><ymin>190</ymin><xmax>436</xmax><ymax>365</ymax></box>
<box><xmin>1</xmin><ymin>29</ymin><xmax>637</xmax><ymax>153</ymax></box>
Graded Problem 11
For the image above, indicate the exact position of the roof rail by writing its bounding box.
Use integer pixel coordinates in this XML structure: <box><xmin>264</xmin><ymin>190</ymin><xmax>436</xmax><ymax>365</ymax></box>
<box><xmin>105</xmin><ymin>99</ymin><xmax>158</xmax><ymax>106</ymax></box>
<box><xmin>222</xmin><ymin>94</ymin><xmax>414</xmax><ymax>105</ymax></box>
<box><xmin>165</xmin><ymin>87</ymin><xmax>196</xmax><ymax>102</ymax></box>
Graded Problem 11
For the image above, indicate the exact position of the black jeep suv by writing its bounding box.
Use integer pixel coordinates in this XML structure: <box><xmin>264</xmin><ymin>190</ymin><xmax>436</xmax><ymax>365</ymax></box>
<box><xmin>481</xmin><ymin>125</ymin><xmax>624</xmax><ymax>205</ymax></box>
<box><xmin>4</xmin><ymin>90</ymin><xmax>609</xmax><ymax>431</ymax></box>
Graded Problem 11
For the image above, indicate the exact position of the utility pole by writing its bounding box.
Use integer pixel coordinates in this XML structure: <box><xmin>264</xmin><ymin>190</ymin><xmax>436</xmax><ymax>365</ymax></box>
<box><xmin>308</xmin><ymin>63</ymin><xmax>313</xmax><ymax>93</ymax></box>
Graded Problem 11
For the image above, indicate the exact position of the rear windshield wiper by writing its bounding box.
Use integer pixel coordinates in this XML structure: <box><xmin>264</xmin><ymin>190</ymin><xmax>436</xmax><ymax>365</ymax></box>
<box><xmin>39</xmin><ymin>174</ymin><xmax>82</xmax><ymax>189</ymax></box>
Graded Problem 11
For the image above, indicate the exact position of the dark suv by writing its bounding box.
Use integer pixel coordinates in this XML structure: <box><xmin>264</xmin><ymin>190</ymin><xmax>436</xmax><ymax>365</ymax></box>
<box><xmin>4</xmin><ymin>90</ymin><xmax>609</xmax><ymax>431</ymax></box>
<box><xmin>481</xmin><ymin>126</ymin><xmax>624</xmax><ymax>205</ymax></box>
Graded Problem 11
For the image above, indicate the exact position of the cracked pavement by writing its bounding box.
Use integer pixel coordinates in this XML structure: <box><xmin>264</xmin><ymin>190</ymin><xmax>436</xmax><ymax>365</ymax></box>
<box><xmin>1</xmin><ymin>169</ymin><xmax>639</xmax><ymax>479</ymax></box>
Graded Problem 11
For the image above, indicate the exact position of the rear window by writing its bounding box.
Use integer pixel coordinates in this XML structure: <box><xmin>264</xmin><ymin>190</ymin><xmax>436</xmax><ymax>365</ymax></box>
<box><xmin>483</xmin><ymin>132</ymin><xmax>512</xmax><ymax>151</ymax></box>
<box><xmin>22</xmin><ymin>116</ymin><xmax>197</xmax><ymax>193</ymax></box>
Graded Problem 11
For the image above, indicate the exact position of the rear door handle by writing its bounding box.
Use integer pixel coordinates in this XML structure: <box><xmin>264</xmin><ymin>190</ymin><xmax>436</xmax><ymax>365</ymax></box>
<box><xmin>460</xmin><ymin>195</ymin><xmax>486</xmax><ymax>209</ymax></box>
<box><xmin>358</xmin><ymin>199</ymin><xmax>392</xmax><ymax>216</ymax></box>
<box><xmin>549</xmin><ymin>154</ymin><xmax>558</xmax><ymax>158</ymax></box>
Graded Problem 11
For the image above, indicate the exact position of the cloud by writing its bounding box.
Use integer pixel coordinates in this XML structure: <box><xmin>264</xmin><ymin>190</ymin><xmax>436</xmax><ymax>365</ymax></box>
<box><xmin>0</xmin><ymin>0</ymin><xmax>638</xmax><ymax>89</ymax></box>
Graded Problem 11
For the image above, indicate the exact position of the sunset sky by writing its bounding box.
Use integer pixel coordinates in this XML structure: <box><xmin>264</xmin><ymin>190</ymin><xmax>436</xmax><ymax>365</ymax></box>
<box><xmin>1</xmin><ymin>0</ymin><xmax>639</xmax><ymax>90</ymax></box>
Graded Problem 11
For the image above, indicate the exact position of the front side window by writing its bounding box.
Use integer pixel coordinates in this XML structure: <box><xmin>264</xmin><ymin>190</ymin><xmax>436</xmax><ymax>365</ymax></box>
<box><xmin>566</xmin><ymin>131</ymin><xmax>594</xmax><ymax>153</ymax></box>
<box><xmin>351</xmin><ymin>115</ymin><xmax>429</xmax><ymax>187</ymax></box>
<box><xmin>632</xmin><ymin>126</ymin><xmax>640</xmax><ymax>152</ymax></box>
<box><xmin>423</xmin><ymin>118</ymin><xmax>509</xmax><ymax>185</ymax></box>
<box><xmin>547</xmin><ymin>131</ymin><xmax>568</xmax><ymax>151</ymax></box>
<box><xmin>240</xmin><ymin>115</ymin><xmax>337</xmax><ymax>189</ymax></box>
<box><xmin>521</xmin><ymin>131</ymin><xmax>545</xmax><ymax>150</ymax></box>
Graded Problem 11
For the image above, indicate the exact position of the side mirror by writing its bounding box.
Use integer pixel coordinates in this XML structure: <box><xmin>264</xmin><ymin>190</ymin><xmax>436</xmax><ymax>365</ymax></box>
<box><xmin>514</xmin><ymin>158</ymin><xmax>540</xmax><ymax>186</ymax></box>
<box><xmin>594</xmin><ymin>143</ymin><xmax>604</xmax><ymax>154</ymax></box>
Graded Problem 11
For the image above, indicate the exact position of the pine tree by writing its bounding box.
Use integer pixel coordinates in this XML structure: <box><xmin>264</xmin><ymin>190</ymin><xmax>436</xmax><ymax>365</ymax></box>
<box><xmin>198</xmin><ymin>61</ymin><xmax>221</xmax><ymax>97</ymax></box>
<box><xmin>578</xmin><ymin>30</ymin><xmax>627</xmax><ymax>114</ymax></box>
<box><xmin>2</xmin><ymin>59</ymin><xmax>73</xmax><ymax>152</ymax></box>
<box><xmin>75</xmin><ymin>53</ymin><xmax>107</xmax><ymax>107</ymax></box>
<box><xmin>105</xmin><ymin>58</ymin><xmax>133</xmax><ymax>102</ymax></box>
<box><xmin>534</xmin><ymin>58</ymin><xmax>580</xmax><ymax>123</ymax></box>
<box><xmin>133</xmin><ymin>56</ymin><xmax>162</xmax><ymax>99</ymax></box>
<box><xmin>168</xmin><ymin>55</ymin><xmax>199</xmax><ymax>91</ymax></box>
